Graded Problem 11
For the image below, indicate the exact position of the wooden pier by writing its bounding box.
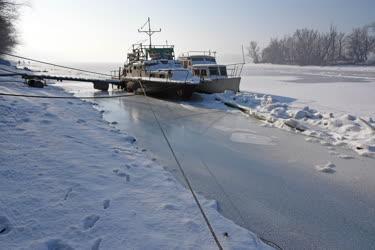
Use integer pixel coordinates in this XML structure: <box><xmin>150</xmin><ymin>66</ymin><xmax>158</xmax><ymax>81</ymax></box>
<box><xmin>21</xmin><ymin>73</ymin><xmax>124</xmax><ymax>91</ymax></box>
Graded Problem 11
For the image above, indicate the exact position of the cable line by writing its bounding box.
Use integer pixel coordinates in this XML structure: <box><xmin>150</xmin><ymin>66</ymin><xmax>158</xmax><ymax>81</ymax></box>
<box><xmin>0</xmin><ymin>52</ymin><xmax>113</xmax><ymax>77</ymax></box>
<box><xmin>137</xmin><ymin>80</ymin><xmax>223</xmax><ymax>250</ymax></box>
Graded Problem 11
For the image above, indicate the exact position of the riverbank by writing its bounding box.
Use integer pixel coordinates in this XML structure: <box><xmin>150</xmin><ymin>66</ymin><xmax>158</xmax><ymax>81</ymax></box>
<box><xmin>0</xmin><ymin>67</ymin><xmax>270</xmax><ymax>249</ymax></box>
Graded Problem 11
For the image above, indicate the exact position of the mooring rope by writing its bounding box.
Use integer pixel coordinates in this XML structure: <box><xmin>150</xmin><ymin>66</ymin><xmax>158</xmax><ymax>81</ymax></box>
<box><xmin>137</xmin><ymin>80</ymin><xmax>224</xmax><ymax>250</ymax></box>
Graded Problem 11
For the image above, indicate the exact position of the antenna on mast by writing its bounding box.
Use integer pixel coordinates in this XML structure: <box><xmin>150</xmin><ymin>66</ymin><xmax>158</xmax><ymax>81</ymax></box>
<box><xmin>241</xmin><ymin>45</ymin><xmax>246</xmax><ymax>64</ymax></box>
<box><xmin>138</xmin><ymin>17</ymin><xmax>161</xmax><ymax>49</ymax></box>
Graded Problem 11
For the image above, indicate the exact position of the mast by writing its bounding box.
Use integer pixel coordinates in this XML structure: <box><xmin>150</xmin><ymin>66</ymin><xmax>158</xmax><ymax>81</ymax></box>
<box><xmin>138</xmin><ymin>17</ymin><xmax>161</xmax><ymax>50</ymax></box>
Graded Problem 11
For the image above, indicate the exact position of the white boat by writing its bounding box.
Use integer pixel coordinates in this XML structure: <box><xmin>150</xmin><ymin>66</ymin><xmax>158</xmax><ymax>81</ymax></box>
<box><xmin>121</xmin><ymin>18</ymin><xmax>199</xmax><ymax>98</ymax></box>
<box><xmin>178</xmin><ymin>51</ymin><xmax>243</xmax><ymax>93</ymax></box>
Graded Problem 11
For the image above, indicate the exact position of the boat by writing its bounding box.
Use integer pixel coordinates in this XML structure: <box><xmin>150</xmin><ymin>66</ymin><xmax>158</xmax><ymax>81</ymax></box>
<box><xmin>178</xmin><ymin>51</ymin><xmax>243</xmax><ymax>93</ymax></box>
<box><xmin>121</xmin><ymin>18</ymin><xmax>199</xmax><ymax>98</ymax></box>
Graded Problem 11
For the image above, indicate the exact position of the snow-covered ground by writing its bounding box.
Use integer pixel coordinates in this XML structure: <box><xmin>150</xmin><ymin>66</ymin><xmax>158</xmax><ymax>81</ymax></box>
<box><xmin>0</xmin><ymin>66</ymin><xmax>271</xmax><ymax>249</ymax></box>
<box><xmin>196</xmin><ymin>64</ymin><xmax>375</xmax><ymax>158</ymax></box>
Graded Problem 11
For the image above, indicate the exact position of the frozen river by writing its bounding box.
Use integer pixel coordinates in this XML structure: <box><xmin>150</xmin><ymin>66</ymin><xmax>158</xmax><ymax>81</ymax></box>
<box><xmin>58</xmin><ymin>65</ymin><xmax>375</xmax><ymax>250</ymax></box>
<box><xmin>241</xmin><ymin>64</ymin><xmax>375</xmax><ymax>117</ymax></box>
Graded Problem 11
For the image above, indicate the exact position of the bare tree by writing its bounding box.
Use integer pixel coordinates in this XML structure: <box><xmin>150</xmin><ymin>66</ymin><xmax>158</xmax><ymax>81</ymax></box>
<box><xmin>293</xmin><ymin>29</ymin><xmax>319</xmax><ymax>65</ymax></box>
<box><xmin>346</xmin><ymin>27</ymin><xmax>372</xmax><ymax>63</ymax></box>
<box><xmin>326</xmin><ymin>25</ymin><xmax>338</xmax><ymax>64</ymax></box>
<box><xmin>247</xmin><ymin>41</ymin><xmax>261</xmax><ymax>63</ymax></box>
<box><xmin>0</xmin><ymin>0</ymin><xmax>19</xmax><ymax>55</ymax></box>
<box><xmin>262</xmin><ymin>38</ymin><xmax>285</xmax><ymax>64</ymax></box>
<box><xmin>254</xmin><ymin>22</ymin><xmax>375</xmax><ymax>66</ymax></box>
<box><xmin>336</xmin><ymin>32</ymin><xmax>346</xmax><ymax>61</ymax></box>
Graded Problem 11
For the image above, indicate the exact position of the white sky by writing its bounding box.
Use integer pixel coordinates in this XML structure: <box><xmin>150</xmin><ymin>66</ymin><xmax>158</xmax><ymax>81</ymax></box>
<box><xmin>15</xmin><ymin>0</ymin><xmax>375</xmax><ymax>63</ymax></box>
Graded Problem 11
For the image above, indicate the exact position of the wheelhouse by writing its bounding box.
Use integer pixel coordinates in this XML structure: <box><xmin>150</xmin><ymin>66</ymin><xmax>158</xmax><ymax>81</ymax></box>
<box><xmin>179</xmin><ymin>51</ymin><xmax>217</xmax><ymax>69</ymax></box>
<box><xmin>192</xmin><ymin>64</ymin><xmax>228</xmax><ymax>79</ymax></box>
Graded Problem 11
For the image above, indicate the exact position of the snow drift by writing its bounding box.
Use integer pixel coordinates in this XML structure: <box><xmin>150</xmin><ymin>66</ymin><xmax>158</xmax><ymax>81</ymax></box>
<box><xmin>214</xmin><ymin>90</ymin><xmax>375</xmax><ymax>158</ymax></box>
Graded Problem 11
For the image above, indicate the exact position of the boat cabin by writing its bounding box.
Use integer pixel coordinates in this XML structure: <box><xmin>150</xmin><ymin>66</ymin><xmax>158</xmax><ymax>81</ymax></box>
<box><xmin>192</xmin><ymin>64</ymin><xmax>228</xmax><ymax>79</ymax></box>
<box><xmin>124</xmin><ymin>44</ymin><xmax>181</xmax><ymax>78</ymax></box>
<box><xmin>179</xmin><ymin>51</ymin><xmax>217</xmax><ymax>69</ymax></box>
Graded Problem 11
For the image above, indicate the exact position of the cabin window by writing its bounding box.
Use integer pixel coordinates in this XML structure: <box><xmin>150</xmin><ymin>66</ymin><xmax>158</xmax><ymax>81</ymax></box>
<box><xmin>192</xmin><ymin>57</ymin><xmax>204</xmax><ymax>62</ymax></box>
<box><xmin>193</xmin><ymin>69</ymin><xmax>200</xmax><ymax>76</ymax></box>
<box><xmin>206</xmin><ymin>58</ymin><xmax>216</xmax><ymax>63</ymax></box>
<box><xmin>200</xmin><ymin>69</ymin><xmax>207</xmax><ymax>76</ymax></box>
<box><xmin>209</xmin><ymin>66</ymin><xmax>219</xmax><ymax>76</ymax></box>
<box><xmin>220</xmin><ymin>67</ymin><xmax>227</xmax><ymax>76</ymax></box>
<box><xmin>183</xmin><ymin>61</ymin><xmax>188</xmax><ymax>68</ymax></box>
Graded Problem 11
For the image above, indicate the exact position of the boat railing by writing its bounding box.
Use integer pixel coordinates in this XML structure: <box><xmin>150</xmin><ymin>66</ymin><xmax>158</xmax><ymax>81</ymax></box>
<box><xmin>226</xmin><ymin>63</ymin><xmax>245</xmax><ymax>78</ymax></box>
<box><xmin>180</xmin><ymin>51</ymin><xmax>217</xmax><ymax>58</ymax></box>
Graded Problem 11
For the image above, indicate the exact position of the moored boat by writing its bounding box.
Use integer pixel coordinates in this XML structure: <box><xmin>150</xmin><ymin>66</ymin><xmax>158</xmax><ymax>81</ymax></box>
<box><xmin>179</xmin><ymin>51</ymin><xmax>243</xmax><ymax>93</ymax></box>
<box><xmin>121</xmin><ymin>19</ymin><xmax>199</xmax><ymax>98</ymax></box>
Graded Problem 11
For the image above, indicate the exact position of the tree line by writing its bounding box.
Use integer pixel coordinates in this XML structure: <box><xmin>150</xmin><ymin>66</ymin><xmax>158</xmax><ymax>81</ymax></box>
<box><xmin>248</xmin><ymin>24</ymin><xmax>375</xmax><ymax>66</ymax></box>
<box><xmin>0</xmin><ymin>0</ymin><xmax>18</xmax><ymax>55</ymax></box>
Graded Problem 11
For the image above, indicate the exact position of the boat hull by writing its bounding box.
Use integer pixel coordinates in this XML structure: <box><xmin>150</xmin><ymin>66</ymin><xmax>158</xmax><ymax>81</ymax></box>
<box><xmin>197</xmin><ymin>77</ymin><xmax>241</xmax><ymax>93</ymax></box>
<box><xmin>126</xmin><ymin>79</ymin><xmax>197</xmax><ymax>99</ymax></box>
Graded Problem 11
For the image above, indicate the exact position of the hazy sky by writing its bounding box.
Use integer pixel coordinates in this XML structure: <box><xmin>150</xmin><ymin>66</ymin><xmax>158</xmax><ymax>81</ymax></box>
<box><xmin>16</xmin><ymin>0</ymin><xmax>375</xmax><ymax>63</ymax></box>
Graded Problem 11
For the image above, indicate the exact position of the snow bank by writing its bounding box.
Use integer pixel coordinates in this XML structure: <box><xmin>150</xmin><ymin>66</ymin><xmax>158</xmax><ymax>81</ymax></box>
<box><xmin>0</xmin><ymin>67</ymin><xmax>271</xmax><ymax>249</ymax></box>
<box><xmin>214</xmin><ymin>91</ymin><xmax>375</xmax><ymax>158</ymax></box>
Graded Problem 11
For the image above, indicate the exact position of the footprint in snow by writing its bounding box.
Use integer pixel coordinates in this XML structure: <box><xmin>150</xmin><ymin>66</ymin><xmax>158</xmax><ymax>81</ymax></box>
<box><xmin>123</xmin><ymin>135</ymin><xmax>136</xmax><ymax>144</ymax></box>
<box><xmin>103</xmin><ymin>200</ymin><xmax>110</xmax><ymax>209</ymax></box>
<box><xmin>162</xmin><ymin>204</ymin><xmax>178</xmax><ymax>211</ymax></box>
<box><xmin>76</xmin><ymin>119</ymin><xmax>86</xmax><ymax>124</ymax></box>
<box><xmin>91</xmin><ymin>238</ymin><xmax>102</xmax><ymax>250</ymax></box>
<box><xmin>40</xmin><ymin>120</ymin><xmax>52</xmax><ymax>125</ymax></box>
<box><xmin>184</xmin><ymin>220</ymin><xmax>200</xmax><ymax>232</ymax></box>
<box><xmin>113</xmin><ymin>169</ymin><xmax>130</xmax><ymax>182</ymax></box>
<box><xmin>83</xmin><ymin>215</ymin><xmax>100</xmax><ymax>230</ymax></box>
<box><xmin>34</xmin><ymin>239</ymin><xmax>74</xmax><ymax>250</ymax></box>
<box><xmin>64</xmin><ymin>187</ymin><xmax>73</xmax><ymax>200</ymax></box>
<box><xmin>0</xmin><ymin>216</ymin><xmax>12</xmax><ymax>235</ymax></box>
<box><xmin>63</xmin><ymin>135</ymin><xmax>75</xmax><ymax>139</ymax></box>
<box><xmin>43</xmin><ymin>112</ymin><xmax>56</xmax><ymax>118</ymax></box>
